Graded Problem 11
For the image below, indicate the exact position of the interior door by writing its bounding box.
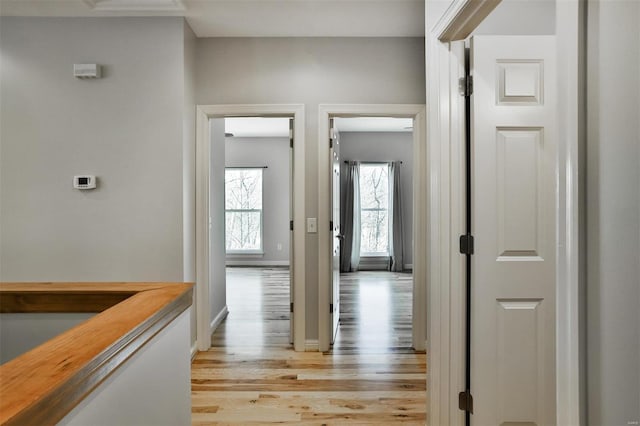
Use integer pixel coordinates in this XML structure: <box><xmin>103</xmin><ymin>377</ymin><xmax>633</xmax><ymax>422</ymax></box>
<box><xmin>289</xmin><ymin>117</ymin><xmax>294</xmax><ymax>344</ymax></box>
<box><xmin>470</xmin><ymin>36</ymin><xmax>556</xmax><ymax>425</ymax></box>
<box><xmin>330</xmin><ymin>119</ymin><xmax>341</xmax><ymax>344</ymax></box>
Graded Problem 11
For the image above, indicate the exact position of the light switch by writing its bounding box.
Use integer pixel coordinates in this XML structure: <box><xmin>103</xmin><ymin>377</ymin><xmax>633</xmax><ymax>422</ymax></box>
<box><xmin>306</xmin><ymin>218</ymin><xmax>317</xmax><ymax>233</ymax></box>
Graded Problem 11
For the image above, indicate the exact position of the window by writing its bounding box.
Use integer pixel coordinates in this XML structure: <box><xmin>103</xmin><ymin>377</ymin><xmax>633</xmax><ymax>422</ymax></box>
<box><xmin>359</xmin><ymin>163</ymin><xmax>389</xmax><ymax>255</ymax></box>
<box><xmin>225</xmin><ymin>168</ymin><xmax>263</xmax><ymax>253</ymax></box>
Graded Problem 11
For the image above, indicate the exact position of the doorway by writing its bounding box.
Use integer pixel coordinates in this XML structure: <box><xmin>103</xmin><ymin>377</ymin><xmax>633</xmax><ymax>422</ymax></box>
<box><xmin>331</xmin><ymin>117</ymin><xmax>415</xmax><ymax>353</ymax></box>
<box><xmin>195</xmin><ymin>105</ymin><xmax>306</xmax><ymax>352</ymax></box>
<box><xmin>217</xmin><ymin>117</ymin><xmax>293</xmax><ymax>349</ymax></box>
<box><xmin>317</xmin><ymin>104</ymin><xmax>427</xmax><ymax>353</ymax></box>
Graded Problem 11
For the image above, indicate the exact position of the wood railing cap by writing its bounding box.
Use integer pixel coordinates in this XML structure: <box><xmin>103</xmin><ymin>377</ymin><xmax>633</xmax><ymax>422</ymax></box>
<box><xmin>0</xmin><ymin>282</ymin><xmax>194</xmax><ymax>426</ymax></box>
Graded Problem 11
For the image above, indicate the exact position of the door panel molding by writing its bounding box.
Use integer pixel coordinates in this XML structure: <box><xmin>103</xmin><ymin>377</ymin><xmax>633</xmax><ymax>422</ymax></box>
<box><xmin>472</xmin><ymin>34</ymin><xmax>556</xmax><ymax>426</ymax></box>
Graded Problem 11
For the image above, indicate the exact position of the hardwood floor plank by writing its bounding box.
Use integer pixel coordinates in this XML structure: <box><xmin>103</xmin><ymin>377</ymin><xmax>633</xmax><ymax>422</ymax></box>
<box><xmin>194</xmin><ymin>395</ymin><xmax>426</xmax><ymax>416</ymax></box>
<box><xmin>300</xmin><ymin>412</ymin><xmax>426</xmax><ymax>424</ymax></box>
<box><xmin>191</xmin><ymin>267</ymin><xmax>426</xmax><ymax>424</ymax></box>
<box><xmin>192</xmin><ymin>378</ymin><xmax>425</xmax><ymax>392</ymax></box>
<box><xmin>193</xmin><ymin>390</ymin><xmax>426</xmax><ymax>401</ymax></box>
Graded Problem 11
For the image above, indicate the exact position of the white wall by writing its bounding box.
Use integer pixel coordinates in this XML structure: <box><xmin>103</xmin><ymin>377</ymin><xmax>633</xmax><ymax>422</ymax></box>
<box><xmin>196</xmin><ymin>37</ymin><xmax>425</xmax><ymax>338</ymax></box>
<box><xmin>586</xmin><ymin>1</ymin><xmax>640</xmax><ymax>424</ymax></box>
<box><xmin>0</xmin><ymin>313</ymin><xmax>94</xmax><ymax>364</ymax></box>
<box><xmin>225</xmin><ymin>137</ymin><xmax>291</xmax><ymax>264</ymax></box>
<box><xmin>58</xmin><ymin>309</ymin><xmax>192</xmax><ymax>426</ymax></box>
<box><xmin>209</xmin><ymin>119</ymin><xmax>227</xmax><ymax>330</ymax></box>
<box><xmin>183</xmin><ymin>20</ymin><xmax>198</xmax><ymax>349</ymax></box>
<box><xmin>0</xmin><ymin>17</ymin><xmax>188</xmax><ymax>282</ymax></box>
<box><xmin>339</xmin><ymin>131</ymin><xmax>414</xmax><ymax>266</ymax></box>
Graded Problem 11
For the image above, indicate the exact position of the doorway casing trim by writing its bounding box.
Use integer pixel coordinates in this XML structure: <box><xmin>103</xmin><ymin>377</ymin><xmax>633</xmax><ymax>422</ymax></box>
<box><xmin>426</xmin><ymin>0</ymin><xmax>585</xmax><ymax>424</ymax></box>
<box><xmin>195</xmin><ymin>104</ymin><xmax>306</xmax><ymax>352</ymax></box>
<box><xmin>317</xmin><ymin>104</ymin><xmax>427</xmax><ymax>353</ymax></box>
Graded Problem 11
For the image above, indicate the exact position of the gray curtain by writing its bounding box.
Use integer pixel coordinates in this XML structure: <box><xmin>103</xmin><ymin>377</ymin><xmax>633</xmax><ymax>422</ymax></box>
<box><xmin>388</xmin><ymin>161</ymin><xmax>404</xmax><ymax>272</ymax></box>
<box><xmin>340</xmin><ymin>161</ymin><xmax>361</xmax><ymax>272</ymax></box>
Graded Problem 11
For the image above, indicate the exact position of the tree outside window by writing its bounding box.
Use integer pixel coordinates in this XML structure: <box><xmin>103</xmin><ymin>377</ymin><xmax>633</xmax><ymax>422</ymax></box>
<box><xmin>225</xmin><ymin>168</ymin><xmax>263</xmax><ymax>252</ymax></box>
<box><xmin>359</xmin><ymin>163</ymin><xmax>389</xmax><ymax>255</ymax></box>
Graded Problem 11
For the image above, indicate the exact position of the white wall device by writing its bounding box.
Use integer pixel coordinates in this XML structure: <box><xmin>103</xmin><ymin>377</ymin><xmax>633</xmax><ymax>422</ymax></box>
<box><xmin>73</xmin><ymin>64</ymin><xmax>101</xmax><ymax>79</ymax></box>
<box><xmin>73</xmin><ymin>175</ymin><xmax>97</xmax><ymax>190</ymax></box>
<box><xmin>306</xmin><ymin>217</ymin><xmax>317</xmax><ymax>233</ymax></box>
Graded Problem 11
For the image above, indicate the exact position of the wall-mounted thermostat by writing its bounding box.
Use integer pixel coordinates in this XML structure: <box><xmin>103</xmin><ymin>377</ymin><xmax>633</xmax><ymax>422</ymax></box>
<box><xmin>74</xmin><ymin>175</ymin><xmax>97</xmax><ymax>190</ymax></box>
<box><xmin>74</xmin><ymin>64</ymin><xmax>101</xmax><ymax>79</ymax></box>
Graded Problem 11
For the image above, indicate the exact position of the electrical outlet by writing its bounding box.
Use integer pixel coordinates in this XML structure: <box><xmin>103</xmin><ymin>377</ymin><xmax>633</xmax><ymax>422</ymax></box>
<box><xmin>277</xmin><ymin>243</ymin><xmax>282</xmax><ymax>251</ymax></box>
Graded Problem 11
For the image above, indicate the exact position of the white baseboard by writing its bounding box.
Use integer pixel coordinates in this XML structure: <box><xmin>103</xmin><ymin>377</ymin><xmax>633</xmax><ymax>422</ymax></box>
<box><xmin>304</xmin><ymin>339</ymin><xmax>319</xmax><ymax>352</ymax></box>
<box><xmin>190</xmin><ymin>342</ymin><xmax>198</xmax><ymax>360</ymax></box>
<box><xmin>210</xmin><ymin>305</ymin><xmax>229</xmax><ymax>336</ymax></box>
<box><xmin>225</xmin><ymin>260</ymin><xmax>290</xmax><ymax>266</ymax></box>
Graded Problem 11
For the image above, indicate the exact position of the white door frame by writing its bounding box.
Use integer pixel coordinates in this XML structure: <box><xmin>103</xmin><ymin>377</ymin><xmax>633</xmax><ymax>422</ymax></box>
<box><xmin>425</xmin><ymin>1</ymin><xmax>584</xmax><ymax>424</ymax></box>
<box><xmin>195</xmin><ymin>104</ymin><xmax>306</xmax><ymax>352</ymax></box>
<box><xmin>317</xmin><ymin>104</ymin><xmax>427</xmax><ymax>353</ymax></box>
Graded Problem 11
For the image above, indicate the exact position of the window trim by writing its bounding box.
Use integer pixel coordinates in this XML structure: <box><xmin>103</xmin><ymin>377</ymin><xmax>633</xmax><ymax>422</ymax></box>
<box><xmin>224</xmin><ymin>167</ymin><xmax>264</xmax><ymax>254</ymax></box>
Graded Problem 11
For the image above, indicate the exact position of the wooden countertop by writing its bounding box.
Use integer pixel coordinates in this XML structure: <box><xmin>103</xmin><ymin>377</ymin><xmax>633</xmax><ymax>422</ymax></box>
<box><xmin>0</xmin><ymin>282</ymin><xmax>194</xmax><ymax>426</ymax></box>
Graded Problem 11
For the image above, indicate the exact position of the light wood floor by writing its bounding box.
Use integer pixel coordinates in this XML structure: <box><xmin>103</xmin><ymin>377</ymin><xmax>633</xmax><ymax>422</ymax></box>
<box><xmin>333</xmin><ymin>271</ymin><xmax>415</xmax><ymax>354</ymax></box>
<box><xmin>191</xmin><ymin>267</ymin><xmax>426</xmax><ymax>425</ymax></box>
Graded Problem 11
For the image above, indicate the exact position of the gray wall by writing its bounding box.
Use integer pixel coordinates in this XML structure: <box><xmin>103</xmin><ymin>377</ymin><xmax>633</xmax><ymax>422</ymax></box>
<box><xmin>473</xmin><ymin>0</ymin><xmax>556</xmax><ymax>36</ymax></box>
<box><xmin>209</xmin><ymin>119</ymin><xmax>227</xmax><ymax>327</ymax></box>
<box><xmin>0</xmin><ymin>17</ymin><xmax>190</xmax><ymax>282</ymax></box>
<box><xmin>183</xmin><ymin>19</ymin><xmax>198</xmax><ymax>350</ymax></box>
<box><xmin>195</xmin><ymin>37</ymin><xmax>425</xmax><ymax>339</ymax></box>
<box><xmin>586</xmin><ymin>1</ymin><xmax>640</xmax><ymax>424</ymax></box>
<box><xmin>225</xmin><ymin>137</ymin><xmax>291</xmax><ymax>264</ymax></box>
<box><xmin>0</xmin><ymin>313</ymin><xmax>94</xmax><ymax>364</ymax></box>
<box><xmin>339</xmin><ymin>132</ymin><xmax>414</xmax><ymax>266</ymax></box>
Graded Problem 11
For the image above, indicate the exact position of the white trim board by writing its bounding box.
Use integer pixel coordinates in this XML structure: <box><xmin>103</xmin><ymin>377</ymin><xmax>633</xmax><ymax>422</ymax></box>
<box><xmin>304</xmin><ymin>340</ymin><xmax>319</xmax><ymax>352</ymax></box>
<box><xmin>425</xmin><ymin>1</ymin><xmax>584</xmax><ymax>424</ymax></box>
<box><xmin>195</xmin><ymin>104</ymin><xmax>306</xmax><ymax>353</ymax></box>
<box><xmin>190</xmin><ymin>343</ymin><xmax>198</xmax><ymax>361</ymax></box>
<box><xmin>424</xmin><ymin>35</ymin><xmax>466</xmax><ymax>425</ymax></box>
<box><xmin>210</xmin><ymin>305</ymin><xmax>229</xmax><ymax>336</ymax></box>
<box><xmin>317</xmin><ymin>104</ymin><xmax>427</xmax><ymax>353</ymax></box>
<box><xmin>432</xmin><ymin>0</ymin><xmax>502</xmax><ymax>42</ymax></box>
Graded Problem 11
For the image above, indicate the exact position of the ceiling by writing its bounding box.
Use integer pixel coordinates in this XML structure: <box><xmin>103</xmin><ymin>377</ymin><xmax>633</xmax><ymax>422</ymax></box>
<box><xmin>0</xmin><ymin>0</ymin><xmax>425</xmax><ymax>37</ymax></box>
<box><xmin>225</xmin><ymin>116</ymin><xmax>413</xmax><ymax>138</ymax></box>
<box><xmin>225</xmin><ymin>117</ymin><xmax>290</xmax><ymax>138</ymax></box>
<box><xmin>335</xmin><ymin>117</ymin><xmax>413</xmax><ymax>133</ymax></box>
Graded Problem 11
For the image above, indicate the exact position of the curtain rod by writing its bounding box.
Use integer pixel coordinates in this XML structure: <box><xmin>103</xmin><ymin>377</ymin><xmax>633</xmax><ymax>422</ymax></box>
<box><xmin>225</xmin><ymin>166</ymin><xmax>268</xmax><ymax>169</ymax></box>
<box><xmin>343</xmin><ymin>161</ymin><xmax>403</xmax><ymax>164</ymax></box>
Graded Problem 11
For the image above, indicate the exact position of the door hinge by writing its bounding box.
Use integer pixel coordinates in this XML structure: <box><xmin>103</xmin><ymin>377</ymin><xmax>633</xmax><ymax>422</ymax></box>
<box><xmin>459</xmin><ymin>234</ymin><xmax>474</xmax><ymax>255</ymax></box>
<box><xmin>290</xmin><ymin>302</ymin><xmax>294</xmax><ymax>313</ymax></box>
<box><xmin>330</xmin><ymin>220</ymin><xmax>333</xmax><ymax>231</ymax></box>
<box><xmin>290</xmin><ymin>137</ymin><xmax>294</xmax><ymax>148</ymax></box>
<box><xmin>459</xmin><ymin>75</ymin><xmax>473</xmax><ymax>97</ymax></box>
<box><xmin>329</xmin><ymin>138</ymin><xmax>334</xmax><ymax>149</ymax></box>
<box><xmin>458</xmin><ymin>390</ymin><xmax>474</xmax><ymax>413</ymax></box>
<box><xmin>330</xmin><ymin>303</ymin><xmax>334</xmax><ymax>313</ymax></box>
<box><xmin>290</xmin><ymin>220</ymin><xmax>294</xmax><ymax>231</ymax></box>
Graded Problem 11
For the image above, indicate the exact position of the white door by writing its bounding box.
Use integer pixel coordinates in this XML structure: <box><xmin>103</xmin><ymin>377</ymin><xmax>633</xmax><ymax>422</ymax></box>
<box><xmin>471</xmin><ymin>35</ymin><xmax>556</xmax><ymax>425</ymax></box>
<box><xmin>330</xmin><ymin>119</ymin><xmax>341</xmax><ymax>344</ymax></box>
<box><xmin>289</xmin><ymin>118</ymin><xmax>294</xmax><ymax>344</ymax></box>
